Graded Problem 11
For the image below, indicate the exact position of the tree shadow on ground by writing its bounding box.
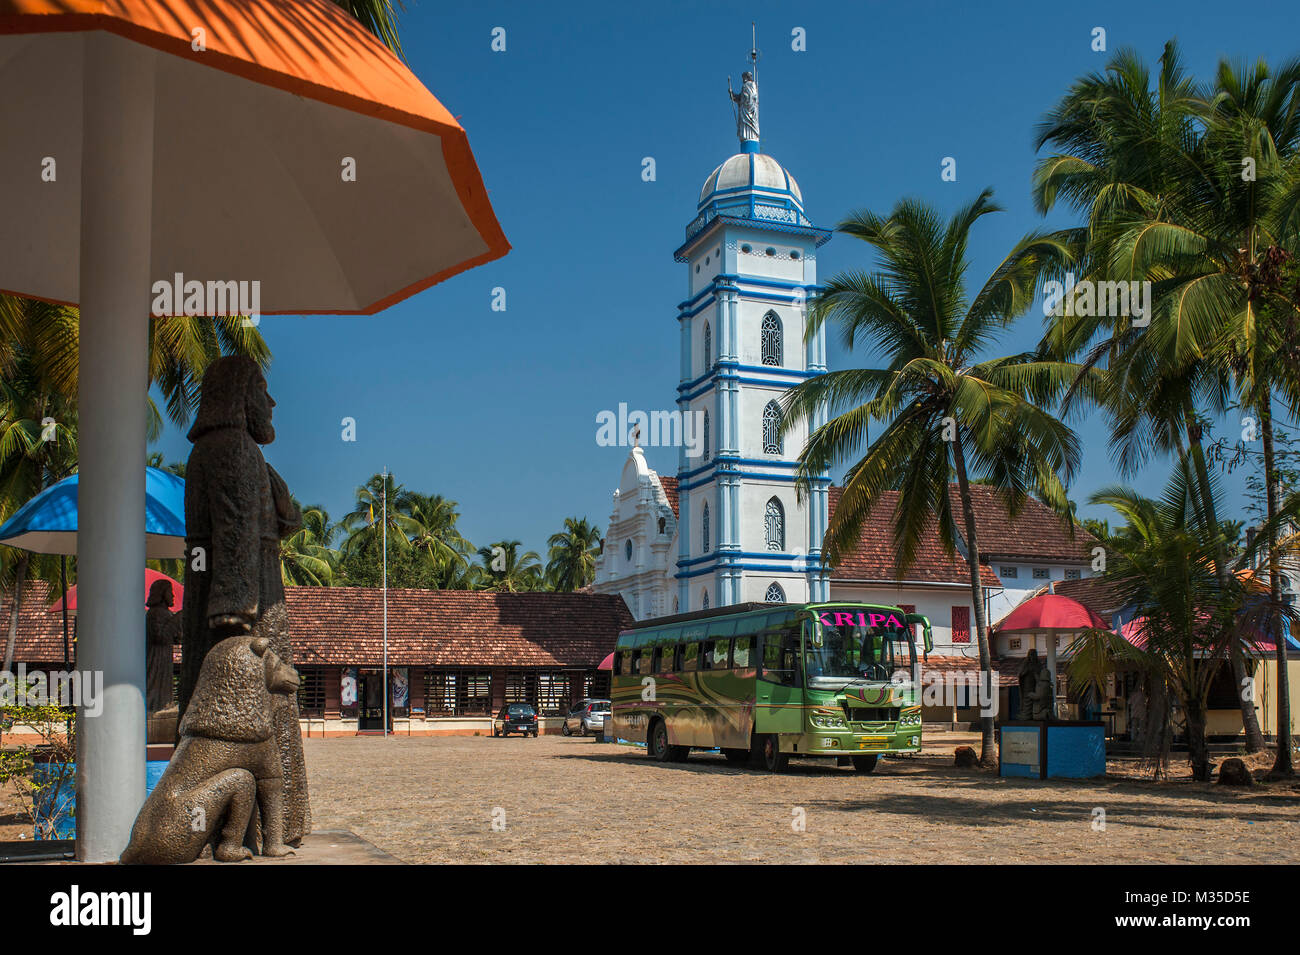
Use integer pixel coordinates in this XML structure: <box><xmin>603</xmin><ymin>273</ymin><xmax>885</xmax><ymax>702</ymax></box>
<box><xmin>798</xmin><ymin>790</ymin><xmax>1299</xmax><ymax>830</ymax></box>
<box><xmin>553</xmin><ymin>749</ymin><xmax>1300</xmax><ymax>816</ymax></box>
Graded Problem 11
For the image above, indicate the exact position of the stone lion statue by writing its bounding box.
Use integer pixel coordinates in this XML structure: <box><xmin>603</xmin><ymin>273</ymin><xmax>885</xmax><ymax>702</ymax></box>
<box><xmin>121</xmin><ymin>635</ymin><xmax>299</xmax><ymax>864</ymax></box>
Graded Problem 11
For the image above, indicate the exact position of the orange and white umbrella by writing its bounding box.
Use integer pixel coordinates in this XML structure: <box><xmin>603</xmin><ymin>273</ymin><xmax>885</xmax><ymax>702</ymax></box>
<box><xmin>0</xmin><ymin>0</ymin><xmax>509</xmax><ymax>311</ymax></box>
<box><xmin>0</xmin><ymin>0</ymin><xmax>508</xmax><ymax>861</ymax></box>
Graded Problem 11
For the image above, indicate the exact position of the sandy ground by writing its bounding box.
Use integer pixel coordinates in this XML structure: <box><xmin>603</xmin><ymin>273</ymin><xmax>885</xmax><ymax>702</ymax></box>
<box><xmin>297</xmin><ymin>734</ymin><xmax>1300</xmax><ymax>864</ymax></box>
<box><xmin>4</xmin><ymin>734</ymin><xmax>1296</xmax><ymax>862</ymax></box>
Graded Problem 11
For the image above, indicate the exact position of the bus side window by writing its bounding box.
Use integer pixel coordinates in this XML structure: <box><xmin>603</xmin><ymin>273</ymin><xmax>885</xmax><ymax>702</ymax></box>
<box><xmin>682</xmin><ymin>642</ymin><xmax>699</xmax><ymax>671</ymax></box>
<box><xmin>613</xmin><ymin>651</ymin><xmax>623</xmax><ymax>675</ymax></box>
<box><xmin>760</xmin><ymin>616</ymin><xmax>799</xmax><ymax>687</ymax></box>
<box><xmin>713</xmin><ymin>639</ymin><xmax>732</xmax><ymax>669</ymax></box>
<box><xmin>733</xmin><ymin>635</ymin><xmax>752</xmax><ymax>668</ymax></box>
<box><xmin>639</xmin><ymin>649</ymin><xmax>655</xmax><ymax>676</ymax></box>
<box><xmin>660</xmin><ymin>644</ymin><xmax>676</xmax><ymax>673</ymax></box>
<box><xmin>760</xmin><ymin>636</ymin><xmax>782</xmax><ymax>682</ymax></box>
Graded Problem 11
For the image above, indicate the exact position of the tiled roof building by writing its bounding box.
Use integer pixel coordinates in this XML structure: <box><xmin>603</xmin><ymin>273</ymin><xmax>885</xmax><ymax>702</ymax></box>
<box><xmin>5</xmin><ymin>580</ymin><xmax>632</xmax><ymax>736</ymax></box>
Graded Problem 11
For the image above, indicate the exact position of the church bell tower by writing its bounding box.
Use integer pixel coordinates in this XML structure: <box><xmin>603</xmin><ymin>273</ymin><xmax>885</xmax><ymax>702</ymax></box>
<box><xmin>673</xmin><ymin>51</ymin><xmax>832</xmax><ymax>612</ymax></box>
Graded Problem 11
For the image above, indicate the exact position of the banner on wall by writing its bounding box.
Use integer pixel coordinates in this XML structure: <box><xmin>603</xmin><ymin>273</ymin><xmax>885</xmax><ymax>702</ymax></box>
<box><xmin>391</xmin><ymin>667</ymin><xmax>409</xmax><ymax>708</ymax></box>
<box><xmin>340</xmin><ymin>667</ymin><xmax>358</xmax><ymax>708</ymax></box>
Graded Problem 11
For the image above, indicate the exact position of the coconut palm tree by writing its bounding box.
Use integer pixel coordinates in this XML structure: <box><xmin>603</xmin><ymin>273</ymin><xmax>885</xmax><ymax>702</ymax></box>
<box><xmin>333</xmin><ymin>0</ymin><xmax>406</xmax><ymax>59</ymax></box>
<box><xmin>1189</xmin><ymin>56</ymin><xmax>1300</xmax><ymax>775</ymax></box>
<box><xmin>1032</xmin><ymin>41</ymin><xmax>1285</xmax><ymax>753</ymax></box>
<box><xmin>0</xmin><ymin>350</ymin><xmax>77</xmax><ymax>673</ymax></box>
<box><xmin>477</xmin><ymin>540</ymin><xmax>544</xmax><ymax>593</ymax></box>
<box><xmin>781</xmin><ymin>189</ymin><xmax>1082</xmax><ymax>766</ymax></box>
<box><xmin>341</xmin><ymin>472</ymin><xmax>421</xmax><ymax>560</ymax></box>
<box><xmin>1068</xmin><ymin>458</ymin><xmax>1255</xmax><ymax>781</ymax></box>
<box><xmin>546</xmin><ymin>517</ymin><xmax>601</xmax><ymax>592</ymax></box>
<box><xmin>280</xmin><ymin>502</ymin><xmax>339</xmax><ymax>586</ymax></box>
<box><xmin>406</xmin><ymin>492</ymin><xmax>471</xmax><ymax>588</ymax></box>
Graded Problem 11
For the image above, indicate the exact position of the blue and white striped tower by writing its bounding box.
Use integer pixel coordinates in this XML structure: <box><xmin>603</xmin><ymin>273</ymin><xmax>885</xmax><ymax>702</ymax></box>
<box><xmin>673</xmin><ymin>65</ymin><xmax>832</xmax><ymax>612</ymax></box>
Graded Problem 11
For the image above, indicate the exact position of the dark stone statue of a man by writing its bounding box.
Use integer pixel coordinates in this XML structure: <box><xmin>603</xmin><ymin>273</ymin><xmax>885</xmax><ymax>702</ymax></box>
<box><xmin>145</xmin><ymin>577</ymin><xmax>180</xmax><ymax>714</ymax></box>
<box><xmin>1016</xmin><ymin>648</ymin><xmax>1057</xmax><ymax>721</ymax></box>
<box><xmin>178</xmin><ymin>356</ymin><xmax>310</xmax><ymax>846</ymax></box>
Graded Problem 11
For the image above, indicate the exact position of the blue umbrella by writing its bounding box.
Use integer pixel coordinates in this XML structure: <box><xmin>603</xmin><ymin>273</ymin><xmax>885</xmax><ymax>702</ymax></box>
<box><xmin>0</xmin><ymin>467</ymin><xmax>185</xmax><ymax>559</ymax></box>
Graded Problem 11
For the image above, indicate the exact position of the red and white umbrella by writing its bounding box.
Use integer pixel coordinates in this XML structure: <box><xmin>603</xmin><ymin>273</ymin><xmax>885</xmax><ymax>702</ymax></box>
<box><xmin>993</xmin><ymin>594</ymin><xmax>1107</xmax><ymax>634</ymax></box>
<box><xmin>0</xmin><ymin>0</ymin><xmax>508</xmax><ymax>861</ymax></box>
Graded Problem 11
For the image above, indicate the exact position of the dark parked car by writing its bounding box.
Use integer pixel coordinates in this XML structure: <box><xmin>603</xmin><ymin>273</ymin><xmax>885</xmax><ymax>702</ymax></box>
<box><xmin>562</xmin><ymin>699</ymin><xmax>611</xmax><ymax>737</ymax></box>
<box><xmin>493</xmin><ymin>703</ymin><xmax>538</xmax><ymax>738</ymax></box>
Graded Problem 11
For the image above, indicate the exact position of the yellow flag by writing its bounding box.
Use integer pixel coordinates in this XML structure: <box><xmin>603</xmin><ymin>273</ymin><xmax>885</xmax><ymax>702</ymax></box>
<box><xmin>368</xmin><ymin>503</ymin><xmax>374</xmax><ymax>525</ymax></box>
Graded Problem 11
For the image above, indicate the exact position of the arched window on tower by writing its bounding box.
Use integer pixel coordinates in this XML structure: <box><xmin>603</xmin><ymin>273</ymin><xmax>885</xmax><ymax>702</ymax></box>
<box><xmin>765</xmin><ymin>497</ymin><xmax>785</xmax><ymax>551</ymax></box>
<box><xmin>703</xmin><ymin>409</ymin><xmax>710</xmax><ymax>461</ymax></box>
<box><xmin>762</xmin><ymin>401</ymin><xmax>783</xmax><ymax>455</ymax></box>
<box><xmin>703</xmin><ymin>320</ymin><xmax>712</xmax><ymax>373</ymax></box>
<box><xmin>761</xmin><ymin>312</ymin><xmax>783</xmax><ymax>366</ymax></box>
<box><xmin>702</xmin><ymin>503</ymin><xmax>711</xmax><ymax>554</ymax></box>
<box><xmin>765</xmin><ymin>582</ymin><xmax>786</xmax><ymax>604</ymax></box>
<box><xmin>702</xmin><ymin>589</ymin><xmax>710</xmax><ymax>610</ymax></box>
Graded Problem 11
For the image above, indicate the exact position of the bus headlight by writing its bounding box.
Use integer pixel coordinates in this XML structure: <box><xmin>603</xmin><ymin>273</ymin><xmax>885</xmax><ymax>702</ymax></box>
<box><xmin>811</xmin><ymin>714</ymin><xmax>846</xmax><ymax>728</ymax></box>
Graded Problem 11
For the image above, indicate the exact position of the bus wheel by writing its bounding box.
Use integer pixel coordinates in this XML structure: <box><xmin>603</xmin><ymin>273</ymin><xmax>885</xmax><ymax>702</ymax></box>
<box><xmin>723</xmin><ymin>749</ymin><xmax>749</xmax><ymax>765</ymax></box>
<box><xmin>649</xmin><ymin>719</ymin><xmax>673</xmax><ymax>762</ymax></box>
<box><xmin>852</xmin><ymin>755</ymin><xmax>878</xmax><ymax>774</ymax></box>
<box><xmin>753</xmin><ymin>734</ymin><xmax>788</xmax><ymax>773</ymax></box>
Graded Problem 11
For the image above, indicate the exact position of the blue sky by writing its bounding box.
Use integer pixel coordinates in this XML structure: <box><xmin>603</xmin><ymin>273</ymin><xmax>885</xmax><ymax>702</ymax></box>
<box><xmin>151</xmin><ymin>0</ymin><xmax>1299</xmax><ymax>554</ymax></box>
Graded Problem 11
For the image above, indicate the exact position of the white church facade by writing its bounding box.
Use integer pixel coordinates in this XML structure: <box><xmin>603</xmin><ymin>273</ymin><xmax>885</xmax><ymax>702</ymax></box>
<box><xmin>593</xmin><ymin>66</ymin><xmax>1099</xmax><ymax>670</ymax></box>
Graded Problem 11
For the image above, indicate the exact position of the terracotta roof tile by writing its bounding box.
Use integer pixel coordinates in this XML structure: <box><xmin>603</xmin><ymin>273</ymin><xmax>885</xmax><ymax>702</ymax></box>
<box><xmin>962</xmin><ymin>484</ymin><xmax>1097</xmax><ymax>562</ymax></box>
<box><xmin>3</xmin><ymin>580</ymin><xmax>67</xmax><ymax>664</ymax></box>
<box><xmin>827</xmin><ymin>487</ymin><xmax>1001</xmax><ymax>587</ymax></box>
<box><xmin>286</xmin><ymin>587</ymin><xmax>633</xmax><ymax>668</ymax></box>
<box><xmin>658</xmin><ymin>476</ymin><xmax>679</xmax><ymax>518</ymax></box>
<box><xmin>1051</xmin><ymin>576</ymin><xmax>1122</xmax><ymax>624</ymax></box>
<box><xmin>922</xmin><ymin>654</ymin><xmax>1021</xmax><ymax>687</ymax></box>
<box><xmin>6</xmin><ymin>581</ymin><xmax>634</xmax><ymax>670</ymax></box>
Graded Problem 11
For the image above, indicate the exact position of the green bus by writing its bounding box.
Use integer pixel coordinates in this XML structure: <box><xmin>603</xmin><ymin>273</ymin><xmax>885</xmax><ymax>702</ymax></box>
<box><xmin>609</xmin><ymin>601</ymin><xmax>933</xmax><ymax>773</ymax></box>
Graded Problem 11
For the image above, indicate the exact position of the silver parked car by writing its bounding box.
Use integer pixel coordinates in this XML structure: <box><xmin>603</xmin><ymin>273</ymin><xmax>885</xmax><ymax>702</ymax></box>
<box><xmin>562</xmin><ymin>699</ymin><xmax>611</xmax><ymax>737</ymax></box>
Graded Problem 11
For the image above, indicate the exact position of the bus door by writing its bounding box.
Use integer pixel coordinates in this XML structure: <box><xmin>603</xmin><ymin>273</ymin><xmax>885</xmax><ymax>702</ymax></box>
<box><xmin>754</xmin><ymin>613</ymin><xmax>803</xmax><ymax>735</ymax></box>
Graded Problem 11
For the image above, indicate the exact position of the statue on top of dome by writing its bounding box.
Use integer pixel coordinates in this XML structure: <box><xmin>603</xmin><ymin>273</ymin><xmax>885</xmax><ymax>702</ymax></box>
<box><xmin>728</xmin><ymin>70</ymin><xmax>759</xmax><ymax>146</ymax></box>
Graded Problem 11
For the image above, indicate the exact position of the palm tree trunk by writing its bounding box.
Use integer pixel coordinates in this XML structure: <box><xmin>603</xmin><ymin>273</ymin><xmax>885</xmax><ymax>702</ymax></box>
<box><xmin>1185</xmin><ymin>422</ymin><xmax>1266</xmax><ymax>752</ymax></box>
<box><xmin>1261</xmin><ymin>401</ymin><xmax>1294</xmax><ymax>776</ymax></box>
<box><xmin>1</xmin><ymin>553</ymin><xmax>31</xmax><ymax>674</ymax></box>
<box><xmin>1185</xmin><ymin>698</ymin><xmax>1211</xmax><ymax>782</ymax></box>
<box><xmin>950</xmin><ymin>435</ymin><xmax>996</xmax><ymax>767</ymax></box>
<box><xmin>1142</xmin><ymin>672</ymin><xmax>1171</xmax><ymax>779</ymax></box>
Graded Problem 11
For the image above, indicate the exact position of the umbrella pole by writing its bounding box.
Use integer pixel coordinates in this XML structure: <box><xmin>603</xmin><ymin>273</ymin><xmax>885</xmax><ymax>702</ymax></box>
<box><xmin>74</xmin><ymin>34</ymin><xmax>154</xmax><ymax>863</ymax></box>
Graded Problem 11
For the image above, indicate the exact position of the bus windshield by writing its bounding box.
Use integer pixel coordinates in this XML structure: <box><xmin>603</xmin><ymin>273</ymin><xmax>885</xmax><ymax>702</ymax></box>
<box><xmin>806</xmin><ymin>609</ymin><xmax>915</xmax><ymax>688</ymax></box>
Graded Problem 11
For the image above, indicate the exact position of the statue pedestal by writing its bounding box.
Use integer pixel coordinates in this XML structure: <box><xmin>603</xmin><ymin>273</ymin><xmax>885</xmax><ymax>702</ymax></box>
<box><xmin>998</xmin><ymin>720</ymin><xmax>1105</xmax><ymax>779</ymax></box>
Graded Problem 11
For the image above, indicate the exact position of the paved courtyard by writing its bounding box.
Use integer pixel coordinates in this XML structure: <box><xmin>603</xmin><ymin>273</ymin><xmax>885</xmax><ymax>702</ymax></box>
<box><xmin>303</xmin><ymin>735</ymin><xmax>1300</xmax><ymax>864</ymax></box>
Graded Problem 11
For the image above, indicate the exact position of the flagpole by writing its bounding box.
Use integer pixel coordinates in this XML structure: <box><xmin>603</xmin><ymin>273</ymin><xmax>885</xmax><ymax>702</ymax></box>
<box><xmin>382</xmin><ymin>466</ymin><xmax>389</xmax><ymax>737</ymax></box>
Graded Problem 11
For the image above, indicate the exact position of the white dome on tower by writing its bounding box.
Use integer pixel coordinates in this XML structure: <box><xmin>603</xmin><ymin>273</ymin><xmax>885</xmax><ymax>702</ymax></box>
<box><xmin>698</xmin><ymin>152</ymin><xmax>804</xmax><ymax>211</ymax></box>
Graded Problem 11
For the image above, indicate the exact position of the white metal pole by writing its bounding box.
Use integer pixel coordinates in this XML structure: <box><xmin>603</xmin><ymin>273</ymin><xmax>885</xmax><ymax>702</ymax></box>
<box><xmin>75</xmin><ymin>33</ymin><xmax>154</xmax><ymax>862</ymax></box>
<box><xmin>382</xmin><ymin>467</ymin><xmax>388</xmax><ymax>736</ymax></box>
